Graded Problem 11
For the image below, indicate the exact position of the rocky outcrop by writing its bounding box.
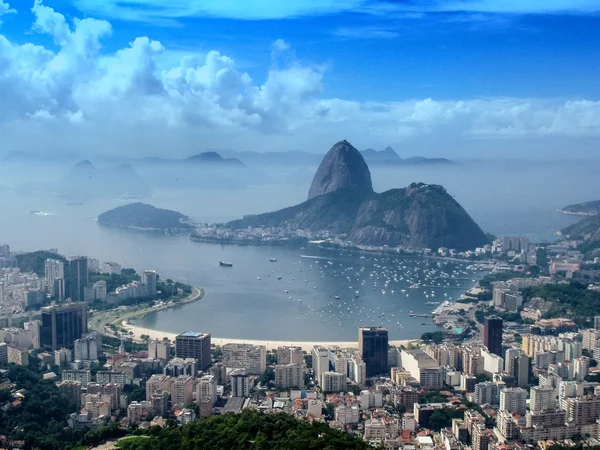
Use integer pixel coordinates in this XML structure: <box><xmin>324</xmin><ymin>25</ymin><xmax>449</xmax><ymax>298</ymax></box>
<box><xmin>308</xmin><ymin>140</ymin><xmax>373</xmax><ymax>200</ymax></box>
<box><xmin>225</xmin><ymin>140</ymin><xmax>488</xmax><ymax>251</ymax></box>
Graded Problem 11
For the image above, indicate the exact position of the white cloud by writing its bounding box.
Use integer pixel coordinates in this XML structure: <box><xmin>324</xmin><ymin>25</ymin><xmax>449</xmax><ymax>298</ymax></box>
<box><xmin>0</xmin><ymin>1</ymin><xmax>600</xmax><ymax>158</ymax></box>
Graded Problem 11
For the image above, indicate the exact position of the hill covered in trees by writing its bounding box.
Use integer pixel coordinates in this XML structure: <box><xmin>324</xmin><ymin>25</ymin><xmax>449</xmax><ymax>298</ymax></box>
<box><xmin>117</xmin><ymin>410</ymin><xmax>373</xmax><ymax>450</ymax></box>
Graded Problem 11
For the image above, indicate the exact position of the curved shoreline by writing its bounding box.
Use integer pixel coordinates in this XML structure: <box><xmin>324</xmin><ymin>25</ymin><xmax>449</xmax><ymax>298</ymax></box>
<box><xmin>120</xmin><ymin>320</ymin><xmax>417</xmax><ymax>352</ymax></box>
<box><xmin>89</xmin><ymin>287</ymin><xmax>204</xmax><ymax>337</ymax></box>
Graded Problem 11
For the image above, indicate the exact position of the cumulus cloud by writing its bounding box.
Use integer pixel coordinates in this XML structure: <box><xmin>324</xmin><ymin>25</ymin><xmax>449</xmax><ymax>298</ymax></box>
<box><xmin>0</xmin><ymin>1</ymin><xmax>599</xmax><ymax>158</ymax></box>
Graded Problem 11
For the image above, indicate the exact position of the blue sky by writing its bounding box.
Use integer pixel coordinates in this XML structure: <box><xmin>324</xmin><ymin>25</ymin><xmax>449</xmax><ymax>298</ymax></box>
<box><xmin>0</xmin><ymin>0</ymin><xmax>599</xmax><ymax>157</ymax></box>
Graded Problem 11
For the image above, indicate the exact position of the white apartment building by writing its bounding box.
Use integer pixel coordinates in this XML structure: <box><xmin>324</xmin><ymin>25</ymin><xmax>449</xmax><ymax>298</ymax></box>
<box><xmin>44</xmin><ymin>259</ymin><xmax>64</xmax><ymax>298</ymax></box>
<box><xmin>360</xmin><ymin>390</ymin><xmax>383</xmax><ymax>410</ymax></box>
<box><xmin>148</xmin><ymin>339</ymin><xmax>171</xmax><ymax>361</ymax></box>
<box><xmin>312</xmin><ymin>346</ymin><xmax>330</xmax><ymax>383</ymax></box>
<box><xmin>400</xmin><ymin>349</ymin><xmax>443</xmax><ymax>389</ymax></box>
<box><xmin>222</xmin><ymin>343</ymin><xmax>266</xmax><ymax>375</ymax></box>
<box><xmin>347</xmin><ymin>357</ymin><xmax>367</xmax><ymax>388</ymax></box>
<box><xmin>336</xmin><ymin>404</ymin><xmax>359</xmax><ymax>425</ymax></box>
<box><xmin>171</xmin><ymin>375</ymin><xmax>194</xmax><ymax>409</ymax></box>
<box><xmin>320</xmin><ymin>371</ymin><xmax>345</xmax><ymax>393</ymax></box>
<box><xmin>275</xmin><ymin>363</ymin><xmax>304</xmax><ymax>389</ymax></box>
<box><xmin>196</xmin><ymin>374</ymin><xmax>218</xmax><ymax>406</ymax></box>
<box><xmin>530</xmin><ymin>386</ymin><xmax>557</xmax><ymax>411</ymax></box>
<box><xmin>276</xmin><ymin>346</ymin><xmax>304</xmax><ymax>365</ymax></box>
<box><xmin>499</xmin><ymin>388</ymin><xmax>527</xmax><ymax>415</ymax></box>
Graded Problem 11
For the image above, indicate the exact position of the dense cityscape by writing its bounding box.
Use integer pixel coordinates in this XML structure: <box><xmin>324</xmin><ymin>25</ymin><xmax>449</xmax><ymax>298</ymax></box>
<box><xmin>1</xmin><ymin>229</ymin><xmax>600</xmax><ymax>449</ymax></box>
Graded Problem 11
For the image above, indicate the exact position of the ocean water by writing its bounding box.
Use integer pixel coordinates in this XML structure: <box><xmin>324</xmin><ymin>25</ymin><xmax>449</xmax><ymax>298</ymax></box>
<box><xmin>0</xmin><ymin>159</ymin><xmax>594</xmax><ymax>340</ymax></box>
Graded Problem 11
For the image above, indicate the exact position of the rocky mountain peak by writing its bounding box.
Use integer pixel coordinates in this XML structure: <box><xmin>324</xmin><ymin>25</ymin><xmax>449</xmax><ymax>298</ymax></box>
<box><xmin>308</xmin><ymin>140</ymin><xmax>373</xmax><ymax>200</ymax></box>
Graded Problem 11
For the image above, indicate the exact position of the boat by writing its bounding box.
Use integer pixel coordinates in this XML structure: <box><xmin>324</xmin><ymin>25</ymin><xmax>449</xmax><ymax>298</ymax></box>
<box><xmin>277</xmin><ymin>276</ymin><xmax>283</xmax><ymax>280</ymax></box>
<box><xmin>334</xmin><ymin>295</ymin><xmax>340</xmax><ymax>300</ymax></box>
<box><xmin>219</xmin><ymin>261</ymin><xmax>233</xmax><ymax>267</ymax></box>
<box><xmin>269</xmin><ymin>258</ymin><xmax>278</xmax><ymax>262</ymax></box>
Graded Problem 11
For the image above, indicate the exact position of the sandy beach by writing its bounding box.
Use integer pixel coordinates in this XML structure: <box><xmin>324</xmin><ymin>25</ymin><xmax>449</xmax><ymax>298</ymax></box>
<box><xmin>121</xmin><ymin>320</ymin><xmax>417</xmax><ymax>352</ymax></box>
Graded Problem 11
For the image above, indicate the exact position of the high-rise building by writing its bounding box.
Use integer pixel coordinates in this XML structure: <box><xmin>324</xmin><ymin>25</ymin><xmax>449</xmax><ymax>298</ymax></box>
<box><xmin>231</xmin><ymin>369</ymin><xmax>250</xmax><ymax>397</ymax></box>
<box><xmin>312</xmin><ymin>346</ymin><xmax>330</xmax><ymax>383</ymax></box>
<box><xmin>275</xmin><ymin>364</ymin><xmax>304</xmax><ymax>389</ymax></box>
<box><xmin>483</xmin><ymin>317</ymin><xmax>503</xmax><ymax>357</ymax></box>
<box><xmin>514</xmin><ymin>353</ymin><xmax>531</xmax><ymax>387</ymax></box>
<box><xmin>69</xmin><ymin>257</ymin><xmax>88</xmax><ymax>302</ymax></box>
<box><xmin>222</xmin><ymin>343</ymin><xmax>266</xmax><ymax>375</ymax></box>
<box><xmin>170</xmin><ymin>375</ymin><xmax>194</xmax><ymax>409</ymax></box>
<box><xmin>74</xmin><ymin>334</ymin><xmax>99</xmax><ymax>361</ymax></box>
<box><xmin>197</xmin><ymin>375</ymin><xmax>218</xmax><ymax>406</ymax></box>
<box><xmin>0</xmin><ymin>244</ymin><xmax>9</xmax><ymax>258</ymax></box>
<box><xmin>0</xmin><ymin>343</ymin><xmax>7</xmax><ymax>364</ymax></box>
<box><xmin>141</xmin><ymin>270</ymin><xmax>157</xmax><ymax>297</ymax></box>
<box><xmin>276</xmin><ymin>346</ymin><xmax>304</xmax><ymax>366</ymax></box>
<box><xmin>41</xmin><ymin>302</ymin><xmax>88</xmax><ymax>352</ymax></box>
<box><xmin>320</xmin><ymin>371</ymin><xmax>346</xmax><ymax>393</ymax></box>
<box><xmin>594</xmin><ymin>316</ymin><xmax>600</xmax><ymax>331</ymax></box>
<box><xmin>175</xmin><ymin>331</ymin><xmax>211</xmax><ymax>369</ymax></box>
<box><xmin>44</xmin><ymin>259</ymin><xmax>65</xmax><ymax>298</ymax></box>
<box><xmin>359</xmin><ymin>327</ymin><xmax>389</xmax><ymax>377</ymax></box>
<box><xmin>499</xmin><ymin>388</ymin><xmax>527</xmax><ymax>415</ymax></box>
<box><xmin>530</xmin><ymin>386</ymin><xmax>556</xmax><ymax>412</ymax></box>
<box><xmin>148</xmin><ymin>339</ymin><xmax>171</xmax><ymax>361</ymax></box>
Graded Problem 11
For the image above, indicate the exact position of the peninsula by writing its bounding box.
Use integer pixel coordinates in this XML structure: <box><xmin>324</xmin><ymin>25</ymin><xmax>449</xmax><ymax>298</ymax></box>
<box><xmin>98</xmin><ymin>202</ymin><xmax>194</xmax><ymax>231</ymax></box>
<box><xmin>193</xmin><ymin>140</ymin><xmax>488</xmax><ymax>251</ymax></box>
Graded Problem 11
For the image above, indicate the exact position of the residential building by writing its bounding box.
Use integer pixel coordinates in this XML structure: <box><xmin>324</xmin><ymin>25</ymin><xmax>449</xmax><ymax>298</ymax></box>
<box><xmin>473</xmin><ymin>382</ymin><xmax>503</xmax><ymax>406</ymax></box>
<box><xmin>222</xmin><ymin>343</ymin><xmax>266</xmax><ymax>375</ymax></box>
<box><xmin>347</xmin><ymin>357</ymin><xmax>367</xmax><ymax>388</ymax></box>
<box><xmin>0</xmin><ymin>342</ymin><xmax>7</xmax><ymax>364</ymax></box>
<box><xmin>358</xmin><ymin>327</ymin><xmax>388</xmax><ymax>377</ymax></box>
<box><xmin>197</xmin><ymin>374</ymin><xmax>218</xmax><ymax>406</ymax></box>
<box><xmin>164</xmin><ymin>358</ymin><xmax>197</xmax><ymax>377</ymax></box>
<box><xmin>148</xmin><ymin>338</ymin><xmax>171</xmax><ymax>361</ymax></box>
<box><xmin>96</xmin><ymin>371</ymin><xmax>126</xmax><ymax>387</ymax></box>
<box><xmin>360</xmin><ymin>390</ymin><xmax>383</xmax><ymax>410</ymax></box>
<box><xmin>92</xmin><ymin>281</ymin><xmax>107</xmax><ymax>301</ymax></box>
<box><xmin>335</xmin><ymin>404</ymin><xmax>360</xmax><ymax>425</ymax></box>
<box><xmin>400</xmin><ymin>348</ymin><xmax>443</xmax><ymax>389</ymax></box>
<box><xmin>55</xmin><ymin>347</ymin><xmax>72</xmax><ymax>366</ymax></box>
<box><xmin>171</xmin><ymin>375</ymin><xmax>194</xmax><ymax>409</ymax></box>
<box><xmin>61</xmin><ymin>369</ymin><xmax>92</xmax><ymax>385</ymax></box>
<box><xmin>44</xmin><ymin>259</ymin><xmax>64</xmax><ymax>299</ymax></box>
<box><xmin>175</xmin><ymin>331</ymin><xmax>211</xmax><ymax>369</ymax></box>
<box><xmin>7</xmin><ymin>345</ymin><xmax>28</xmax><ymax>366</ymax></box>
<box><xmin>530</xmin><ymin>386</ymin><xmax>556</xmax><ymax>411</ymax></box>
<box><xmin>499</xmin><ymin>388</ymin><xmax>527</xmax><ymax>415</ymax></box>
<box><xmin>274</xmin><ymin>363</ymin><xmax>304</xmax><ymax>389</ymax></box>
<box><xmin>320</xmin><ymin>371</ymin><xmax>345</xmax><ymax>393</ymax></box>
<box><xmin>57</xmin><ymin>380</ymin><xmax>82</xmax><ymax>407</ymax></box>
<box><xmin>74</xmin><ymin>334</ymin><xmax>99</xmax><ymax>361</ymax></box>
<box><xmin>565</xmin><ymin>395</ymin><xmax>600</xmax><ymax>425</ymax></box>
<box><xmin>231</xmin><ymin>368</ymin><xmax>250</xmax><ymax>397</ymax></box>
<box><xmin>141</xmin><ymin>270</ymin><xmax>157</xmax><ymax>296</ymax></box>
<box><xmin>312</xmin><ymin>346</ymin><xmax>330</xmax><ymax>383</ymax></box>
<box><xmin>40</xmin><ymin>302</ymin><xmax>88</xmax><ymax>352</ymax></box>
<box><xmin>276</xmin><ymin>346</ymin><xmax>304</xmax><ymax>366</ymax></box>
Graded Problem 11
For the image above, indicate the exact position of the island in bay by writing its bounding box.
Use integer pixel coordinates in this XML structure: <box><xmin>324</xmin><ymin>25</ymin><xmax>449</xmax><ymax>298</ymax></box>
<box><xmin>97</xmin><ymin>202</ymin><xmax>194</xmax><ymax>231</ymax></box>
<box><xmin>193</xmin><ymin>140</ymin><xmax>489</xmax><ymax>251</ymax></box>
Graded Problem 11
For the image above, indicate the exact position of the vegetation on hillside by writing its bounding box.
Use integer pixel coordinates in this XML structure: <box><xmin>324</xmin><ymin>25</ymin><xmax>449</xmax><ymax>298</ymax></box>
<box><xmin>98</xmin><ymin>203</ymin><xmax>193</xmax><ymax>230</ymax></box>
<box><xmin>522</xmin><ymin>281</ymin><xmax>600</xmax><ymax>327</ymax></box>
<box><xmin>15</xmin><ymin>250</ymin><xmax>67</xmax><ymax>276</ymax></box>
<box><xmin>0</xmin><ymin>364</ymin><xmax>82</xmax><ymax>450</ymax></box>
<box><xmin>116</xmin><ymin>410</ymin><xmax>374</xmax><ymax>450</ymax></box>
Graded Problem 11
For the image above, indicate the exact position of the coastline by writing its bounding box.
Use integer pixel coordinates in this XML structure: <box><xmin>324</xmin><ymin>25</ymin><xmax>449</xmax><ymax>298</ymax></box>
<box><xmin>89</xmin><ymin>286</ymin><xmax>204</xmax><ymax>337</ymax></box>
<box><xmin>120</xmin><ymin>319</ymin><xmax>418</xmax><ymax>351</ymax></box>
<box><xmin>92</xmin><ymin>284</ymin><xmax>421</xmax><ymax>351</ymax></box>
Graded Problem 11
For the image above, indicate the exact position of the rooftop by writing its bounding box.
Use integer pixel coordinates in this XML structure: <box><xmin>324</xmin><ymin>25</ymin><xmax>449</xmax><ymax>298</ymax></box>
<box><xmin>178</xmin><ymin>331</ymin><xmax>206</xmax><ymax>338</ymax></box>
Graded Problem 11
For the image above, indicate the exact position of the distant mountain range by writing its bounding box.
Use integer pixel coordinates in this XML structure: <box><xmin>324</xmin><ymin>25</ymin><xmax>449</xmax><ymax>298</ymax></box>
<box><xmin>58</xmin><ymin>160</ymin><xmax>150</xmax><ymax>200</ymax></box>
<box><xmin>223</xmin><ymin>140</ymin><xmax>486</xmax><ymax>250</ymax></box>
<box><xmin>360</xmin><ymin>147</ymin><xmax>453</xmax><ymax>166</ymax></box>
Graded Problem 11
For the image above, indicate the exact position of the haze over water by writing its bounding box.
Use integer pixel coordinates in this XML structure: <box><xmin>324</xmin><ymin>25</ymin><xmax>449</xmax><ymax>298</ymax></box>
<box><xmin>0</xmin><ymin>159</ymin><xmax>595</xmax><ymax>340</ymax></box>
